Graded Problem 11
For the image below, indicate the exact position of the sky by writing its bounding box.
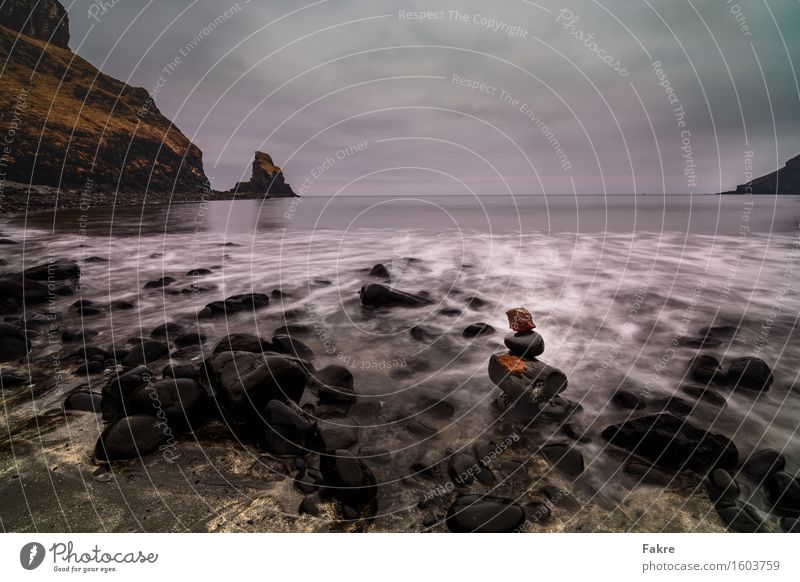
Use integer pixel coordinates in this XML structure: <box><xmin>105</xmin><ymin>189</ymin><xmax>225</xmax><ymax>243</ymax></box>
<box><xmin>64</xmin><ymin>0</ymin><xmax>800</xmax><ymax>196</ymax></box>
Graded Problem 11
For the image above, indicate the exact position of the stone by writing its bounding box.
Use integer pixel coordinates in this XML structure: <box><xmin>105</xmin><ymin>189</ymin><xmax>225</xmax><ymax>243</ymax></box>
<box><xmin>0</xmin><ymin>275</ymin><xmax>49</xmax><ymax>305</ymax></box>
<box><xmin>764</xmin><ymin>472</ymin><xmax>800</xmax><ymax>516</ymax></box>
<box><xmin>504</xmin><ymin>331</ymin><xmax>544</xmax><ymax>359</ymax></box>
<box><xmin>707</xmin><ymin>468</ymin><xmax>740</xmax><ymax>500</ymax></box>
<box><xmin>295</xmin><ymin>468</ymin><xmax>323</xmax><ymax>494</ymax></box>
<box><xmin>488</xmin><ymin>353</ymin><xmax>568</xmax><ymax>406</ymax></box>
<box><xmin>680</xmin><ymin>385</ymin><xmax>727</xmax><ymax>408</ymax></box>
<box><xmin>526</xmin><ymin>502</ymin><xmax>551</xmax><ymax>524</ymax></box>
<box><xmin>445</xmin><ymin>494</ymin><xmax>526</xmax><ymax>533</ymax></box>
<box><xmin>687</xmin><ymin>355</ymin><xmax>723</xmax><ymax>383</ymax></box>
<box><xmin>439</xmin><ymin>308</ymin><xmax>462</xmax><ymax>317</ymax></box>
<box><xmin>417</xmin><ymin>396</ymin><xmax>455</xmax><ymax>419</ymax></box>
<box><xmin>122</xmin><ymin>340</ymin><xmax>169</xmax><ymax>367</ymax></box>
<box><xmin>716</xmin><ymin>503</ymin><xmax>769</xmax><ymax>533</ymax></box>
<box><xmin>675</xmin><ymin>336</ymin><xmax>722</xmax><ymax>348</ymax></box>
<box><xmin>313</xmin><ymin>419</ymin><xmax>360</xmax><ymax>451</ymax></box>
<box><xmin>611</xmin><ymin>389</ymin><xmax>645</xmax><ymax>410</ymax></box>
<box><xmin>213</xmin><ymin>333</ymin><xmax>271</xmax><ymax>354</ymax></box>
<box><xmin>61</xmin><ymin>328</ymin><xmax>98</xmax><ymax>343</ymax></box>
<box><xmin>462</xmin><ymin>323</ymin><xmax>495</xmax><ymax>338</ymax></box>
<box><xmin>506</xmin><ymin>307</ymin><xmax>535</xmax><ymax>332</ymax></box>
<box><xmin>359</xmin><ymin>283</ymin><xmax>431</xmax><ymax>308</ymax></box>
<box><xmin>258</xmin><ymin>399</ymin><xmax>312</xmax><ymax>456</ymax></box>
<box><xmin>539</xmin><ymin>443</ymin><xmax>584</xmax><ymax>477</ymax></box>
<box><xmin>75</xmin><ymin>360</ymin><xmax>104</xmax><ymax>375</ymax></box>
<box><xmin>466</xmin><ymin>295</ymin><xmax>489</xmax><ymax>310</ymax></box>
<box><xmin>101</xmin><ymin>365</ymin><xmax>152</xmax><ymax>422</ymax></box>
<box><xmin>448</xmin><ymin>452</ymin><xmax>479</xmax><ymax>486</ymax></box>
<box><xmin>368</xmin><ymin>264</ymin><xmax>390</xmax><ymax>279</ymax></box>
<box><xmin>0</xmin><ymin>370</ymin><xmax>29</xmax><ymax>387</ymax></box>
<box><xmin>143</xmin><ymin>276</ymin><xmax>176</xmax><ymax>289</ymax></box>
<box><xmin>601</xmin><ymin>413</ymin><xmax>738</xmax><ymax>472</ymax></box>
<box><xmin>742</xmin><ymin>449</ymin><xmax>785</xmax><ymax>482</ymax></box>
<box><xmin>410</xmin><ymin>325</ymin><xmax>437</xmax><ymax>342</ymax></box>
<box><xmin>226</xmin><ymin>293</ymin><xmax>270</xmax><ymax>310</ymax></box>
<box><xmin>780</xmin><ymin>517</ymin><xmax>800</xmax><ymax>533</ymax></box>
<box><xmin>299</xmin><ymin>493</ymin><xmax>324</xmax><ymax>516</ymax></box>
<box><xmin>727</xmin><ymin>357</ymin><xmax>773</xmax><ymax>391</ymax></box>
<box><xmin>272</xmin><ymin>334</ymin><xmax>314</xmax><ymax>361</ymax></box>
<box><xmin>24</xmin><ymin>260</ymin><xmax>80</xmax><ymax>281</ymax></box>
<box><xmin>407</xmin><ymin>420</ymin><xmax>437</xmax><ymax>437</ymax></box>
<box><xmin>651</xmin><ymin>396</ymin><xmax>695</xmax><ymax>416</ymax></box>
<box><xmin>162</xmin><ymin>362</ymin><xmax>202</xmax><ymax>381</ymax></box>
<box><xmin>311</xmin><ymin>365</ymin><xmax>356</xmax><ymax>404</ymax></box>
<box><xmin>94</xmin><ymin>415</ymin><xmax>167</xmax><ymax>461</ymax></box>
<box><xmin>129</xmin><ymin>378</ymin><xmax>206</xmax><ymax>430</ymax></box>
<box><xmin>699</xmin><ymin>325</ymin><xmax>737</xmax><ymax>339</ymax></box>
<box><xmin>174</xmin><ymin>332</ymin><xmax>206</xmax><ymax>347</ymax></box>
<box><xmin>539</xmin><ymin>485</ymin><xmax>582</xmax><ymax>513</ymax></box>
<box><xmin>64</xmin><ymin>391</ymin><xmax>102</xmax><ymax>412</ymax></box>
<box><xmin>0</xmin><ymin>322</ymin><xmax>30</xmax><ymax>363</ymax></box>
<box><xmin>319</xmin><ymin>450</ymin><xmax>378</xmax><ymax>512</ymax></box>
<box><xmin>186</xmin><ymin>268</ymin><xmax>213</xmax><ymax>277</ymax></box>
<box><xmin>150</xmin><ymin>322</ymin><xmax>184</xmax><ymax>338</ymax></box>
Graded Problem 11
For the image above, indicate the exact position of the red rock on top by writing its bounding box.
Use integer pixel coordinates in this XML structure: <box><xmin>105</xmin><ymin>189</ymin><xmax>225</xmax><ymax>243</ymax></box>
<box><xmin>506</xmin><ymin>307</ymin><xmax>536</xmax><ymax>332</ymax></box>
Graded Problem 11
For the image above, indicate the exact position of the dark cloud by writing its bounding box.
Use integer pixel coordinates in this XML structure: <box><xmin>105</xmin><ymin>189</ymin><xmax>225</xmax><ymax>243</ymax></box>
<box><xmin>67</xmin><ymin>0</ymin><xmax>800</xmax><ymax>194</ymax></box>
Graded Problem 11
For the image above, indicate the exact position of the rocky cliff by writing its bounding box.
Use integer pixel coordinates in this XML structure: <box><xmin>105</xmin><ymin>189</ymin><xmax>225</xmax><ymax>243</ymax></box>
<box><xmin>0</xmin><ymin>0</ymin><xmax>209</xmax><ymax>193</ymax></box>
<box><xmin>726</xmin><ymin>154</ymin><xmax>800</xmax><ymax>194</ymax></box>
<box><xmin>232</xmin><ymin>151</ymin><xmax>297</xmax><ymax>197</ymax></box>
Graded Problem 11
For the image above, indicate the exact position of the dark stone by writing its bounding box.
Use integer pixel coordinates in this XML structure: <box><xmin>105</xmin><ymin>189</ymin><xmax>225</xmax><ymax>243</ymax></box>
<box><xmin>143</xmin><ymin>276</ymin><xmax>176</xmax><ymax>289</ymax></box>
<box><xmin>727</xmin><ymin>357</ymin><xmax>773</xmax><ymax>391</ymax></box>
<box><xmin>539</xmin><ymin>486</ymin><xmax>582</xmax><ymax>513</ymax></box>
<box><xmin>611</xmin><ymin>389</ymin><xmax>645</xmax><ymax>410</ymax></box>
<box><xmin>101</xmin><ymin>366</ymin><xmax>152</xmax><ymax>422</ymax></box>
<box><xmin>226</xmin><ymin>293</ymin><xmax>270</xmax><ymax>310</ymax></box>
<box><xmin>368</xmin><ymin>264</ymin><xmax>390</xmax><ymax>279</ymax></box>
<box><xmin>680</xmin><ymin>385</ymin><xmax>727</xmax><ymax>408</ymax></box>
<box><xmin>122</xmin><ymin>340</ymin><xmax>169</xmax><ymax>367</ymax></box>
<box><xmin>707</xmin><ymin>468</ymin><xmax>740</xmax><ymax>500</ymax></box>
<box><xmin>359</xmin><ymin>283</ymin><xmax>431</xmax><ymax>308</ymax></box>
<box><xmin>299</xmin><ymin>493</ymin><xmax>323</xmax><ymax>516</ymax></box>
<box><xmin>601</xmin><ymin>413</ymin><xmax>738</xmax><ymax>472</ymax></box>
<box><xmin>75</xmin><ymin>360</ymin><xmax>104</xmax><ymax>375</ymax></box>
<box><xmin>687</xmin><ymin>355</ymin><xmax>723</xmax><ymax>383</ymax></box>
<box><xmin>94</xmin><ymin>415</ymin><xmax>167</xmax><ymax>461</ymax></box>
<box><xmin>0</xmin><ymin>371</ymin><xmax>29</xmax><ymax>387</ymax></box>
<box><xmin>272</xmin><ymin>334</ymin><xmax>315</xmax><ymax>361</ymax></box>
<box><xmin>417</xmin><ymin>396</ymin><xmax>455</xmax><ymax>419</ymax></box>
<box><xmin>295</xmin><ymin>469</ymin><xmax>323</xmax><ymax>493</ymax></box>
<box><xmin>699</xmin><ymin>325</ymin><xmax>737</xmax><ymax>338</ymax></box>
<box><xmin>313</xmin><ymin>419</ymin><xmax>360</xmax><ymax>451</ymax></box>
<box><xmin>24</xmin><ymin>260</ymin><xmax>80</xmax><ymax>281</ymax></box>
<box><xmin>462</xmin><ymin>323</ymin><xmax>495</xmax><ymax>338</ymax></box>
<box><xmin>742</xmin><ymin>449</ymin><xmax>785</xmax><ymax>482</ymax></box>
<box><xmin>64</xmin><ymin>391</ymin><xmax>102</xmax><ymax>412</ymax></box>
<box><xmin>539</xmin><ymin>443</ymin><xmax>584</xmax><ymax>477</ymax></box>
<box><xmin>780</xmin><ymin>517</ymin><xmax>800</xmax><ymax>533</ymax></box>
<box><xmin>716</xmin><ymin>503</ymin><xmax>768</xmax><ymax>533</ymax></box>
<box><xmin>407</xmin><ymin>420</ymin><xmax>437</xmax><ymax>437</ymax></box>
<box><xmin>526</xmin><ymin>502</ymin><xmax>551</xmax><ymax>524</ymax></box>
<box><xmin>186</xmin><ymin>268</ymin><xmax>213</xmax><ymax>277</ymax></box>
<box><xmin>319</xmin><ymin>450</ymin><xmax>378</xmax><ymax>512</ymax></box>
<box><xmin>110</xmin><ymin>300</ymin><xmax>136</xmax><ymax>310</ymax></box>
<box><xmin>311</xmin><ymin>365</ymin><xmax>356</xmax><ymax>404</ymax></box>
<box><xmin>488</xmin><ymin>353</ymin><xmax>568</xmax><ymax>406</ymax></box>
<box><xmin>174</xmin><ymin>332</ymin><xmax>206</xmax><ymax>347</ymax></box>
<box><xmin>504</xmin><ymin>331</ymin><xmax>544</xmax><ymax>359</ymax></box>
<box><xmin>439</xmin><ymin>308</ymin><xmax>462</xmax><ymax>317</ymax></box>
<box><xmin>0</xmin><ymin>322</ymin><xmax>30</xmax><ymax>363</ymax></box>
<box><xmin>150</xmin><ymin>322</ymin><xmax>184</xmax><ymax>338</ymax></box>
<box><xmin>764</xmin><ymin>472</ymin><xmax>800</xmax><ymax>516</ymax></box>
<box><xmin>445</xmin><ymin>494</ymin><xmax>526</xmax><ymax>533</ymax></box>
<box><xmin>410</xmin><ymin>325</ymin><xmax>437</xmax><ymax>342</ymax></box>
<box><xmin>61</xmin><ymin>328</ymin><xmax>98</xmax><ymax>343</ymax></box>
<box><xmin>129</xmin><ymin>378</ymin><xmax>206</xmax><ymax>430</ymax></box>
<box><xmin>651</xmin><ymin>396</ymin><xmax>695</xmax><ymax>416</ymax></box>
<box><xmin>272</xmin><ymin>324</ymin><xmax>310</xmax><ymax>337</ymax></box>
<box><xmin>448</xmin><ymin>452</ymin><xmax>478</xmax><ymax>485</ymax></box>
<box><xmin>466</xmin><ymin>295</ymin><xmax>489</xmax><ymax>310</ymax></box>
<box><xmin>258</xmin><ymin>399</ymin><xmax>312</xmax><ymax>456</ymax></box>
<box><xmin>213</xmin><ymin>333</ymin><xmax>271</xmax><ymax>354</ymax></box>
<box><xmin>0</xmin><ymin>275</ymin><xmax>49</xmax><ymax>304</ymax></box>
<box><xmin>162</xmin><ymin>362</ymin><xmax>202</xmax><ymax>381</ymax></box>
<box><xmin>675</xmin><ymin>336</ymin><xmax>722</xmax><ymax>348</ymax></box>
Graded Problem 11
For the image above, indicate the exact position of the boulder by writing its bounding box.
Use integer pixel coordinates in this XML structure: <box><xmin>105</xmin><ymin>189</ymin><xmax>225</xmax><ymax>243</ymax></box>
<box><xmin>611</xmin><ymin>389</ymin><xmax>645</xmax><ymax>410</ymax></box>
<box><xmin>742</xmin><ymin>449</ymin><xmax>785</xmax><ymax>482</ymax></box>
<box><xmin>445</xmin><ymin>494</ymin><xmax>526</xmax><ymax>533</ymax></box>
<box><xmin>487</xmin><ymin>353</ymin><xmax>568</xmax><ymax>405</ymax></box>
<box><xmin>0</xmin><ymin>275</ymin><xmax>49</xmax><ymax>305</ymax></box>
<box><xmin>410</xmin><ymin>325</ymin><xmax>437</xmax><ymax>342</ymax></box>
<box><xmin>272</xmin><ymin>334</ymin><xmax>315</xmax><ymax>361</ymax></box>
<box><xmin>680</xmin><ymin>385</ymin><xmax>727</xmax><ymax>408</ymax></box>
<box><xmin>94</xmin><ymin>415</ymin><xmax>167</xmax><ymax>462</ymax></box>
<box><xmin>143</xmin><ymin>276</ymin><xmax>176</xmax><ymax>289</ymax></box>
<box><xmin>368</xmin><ymin>264</ymin><xmax>390</xmax><ymax>279</ymax></box>
<box><xmin>687</xmin><ymin>355</ymin><xmax>723</xmax><ymax>383</ymax></box>
<box><xmin>504</xmin><ymin>330</ymin><xmax>544</xmax><ymax>359</ymax></box>
<box><xmin>319</xmin><ymin>449</ymin><xmax>378</xmax><ymax>514</ymax></box>
<box><xmin>539</xmin><ymin>443</ymin><xmax>585</xmax><ymax>477</ymax></box>
<box><xmin>0</xmin><ymin>322</ymin><xmax>30</xmax><ymax>363</ymax></box>
<box><xmin>359</xmin><ymin>283</ymin><xmax>430</xmax><ymax>308</ymax></box>
<box><xmin>64</xmin><ymin>391</ymin><xmax>102</xmax><ymax>412</ymax></box>
<box><xmin>24</xmin><ymin>260</ymin><xmax>80</xmax><ymax>281</ymax></box>
<box><xmin>0</xmin><ymin>370</ymin><xmax>29</xmax><ymax>387</ymax></box>
<box><xmin>150</xmin><ymin>322</ymin><xmax>184</xmax><ymax>338</ymax></box>
<box><xmin>258</xmin><ymin>399</ymin><xmax>312</xmax><ymax>456</ymax></box>
<box><xmin>313</xmin><ymin>418</ymin><xmax>360</xmax><ymax>451</ymax></box>
<box><xmin>716</xmin><ymin>503</ymin><xmax>769</xmax><ymax>533</ymax></box>
<box><xmin>101</xmin><ymin>366</ymin><xmax>152</xmax><ymax>421</ymax></box>
<box><xmin>213</xmin><ymin>333</ymin><xmax>271</xmax><ymax>354</ymax></box>
<box><xmin>462</xmin><ymin>323</ymin><xmax>495</xmax><ymax>338</ymax></box>
<box><xmin>310</xmin><ymin>365</ymin><xmax>357</xmax><ymax>404</ymax></box>
<box><xmin>122</xmin><ymin>340</ymin><xmax>169</xmax><ymax>367</ymax></box>
<box><xmin>601</xmin><ymin>413</ymin><xmax>738</xmax><ymax>472</ymax></box>
<box><xmin>129</xmin><ymin>378</ymin><xmax>206</xmax><ymax>430</ymax></box>
<box><xmin>727</xmin><ymin>357</ymin><xmax>773</xmax><ymax>391</ymax></box>
<box><xmin>174</xmin><ymin>332</ymin><xmax>206</xmax><ymax>347</ymax></box>
<box><xmin>764</xmin><ymin>472</ymin><xmax>800</xmax><ymax>516</ymax></box>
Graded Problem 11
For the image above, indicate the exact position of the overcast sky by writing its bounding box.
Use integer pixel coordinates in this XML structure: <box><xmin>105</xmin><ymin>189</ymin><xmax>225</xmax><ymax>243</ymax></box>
<box><xmin>64</xmin><ymin>0</ymin><xmax>800</xmax><ymax>195</ymax></box>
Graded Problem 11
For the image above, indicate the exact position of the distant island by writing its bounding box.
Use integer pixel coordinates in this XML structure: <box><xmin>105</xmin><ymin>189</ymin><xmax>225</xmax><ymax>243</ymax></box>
<box><xmin>721</xmin><ymin>154</ymin><xmax>800</xmax><ymax>195</ymax></box>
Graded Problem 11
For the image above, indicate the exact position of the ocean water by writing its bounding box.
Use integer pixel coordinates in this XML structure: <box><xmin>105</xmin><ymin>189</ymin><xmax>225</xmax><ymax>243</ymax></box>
<box><xmin>2</xmin><ymin>194</ymin><xmax>799</xmax><ymax>531</ymax></box>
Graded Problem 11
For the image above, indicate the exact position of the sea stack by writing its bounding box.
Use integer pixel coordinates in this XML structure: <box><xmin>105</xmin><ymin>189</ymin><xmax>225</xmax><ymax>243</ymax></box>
<box><xmin>487</xmin><ymin>307</ymin><xmax>568</xmax><ymax>406</ymax></box>
<box><xmin>232</xmin><ymin>151</ymin><xmax>298</xmax><ymax>197</ymax></box>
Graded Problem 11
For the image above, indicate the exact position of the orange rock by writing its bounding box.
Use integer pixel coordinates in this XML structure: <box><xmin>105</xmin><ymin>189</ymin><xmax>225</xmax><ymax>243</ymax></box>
<box><xmin>495</xmin><ymin>354</ymin><xmax>527</xmax><ymax>375</ymax></box>
<box><xmin>506</xmin><ymin>307</ymin><xmax>536</xmax><ymax>332</ymax></box>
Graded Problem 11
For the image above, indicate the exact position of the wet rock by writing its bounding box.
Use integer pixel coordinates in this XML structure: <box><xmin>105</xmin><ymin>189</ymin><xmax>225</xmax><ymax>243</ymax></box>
<box><xmin>206</xmin><ymin>351</ymin><xmax>307</xmax><ymax>434</ymax></box>
<box><xmin>506</xmin><ymin>307</ymin><xmax>536</xmax><ymax>332</ymax></box>
<box><xmin>462</xmin><ymin>323</ymin><xmax>495</xmax><ymax>338</ymax></box>
<box><xmin>0</xmin><ymin>322</ymin><xmax>30</xmax><ymax>362</ymax></box>
<box><xmin>226</xmin><ymin>293</ymin><xmax>270</xmax><ymax>310</ymax></box>
<box><xmin>764</xmin><ymin>472</ymin><xmax>800</xmax><ymax>516</ymax></box>
<box><xmin>123</xmin><ymin>340</ymin><xmax>169</xmax><ymax>367</ymax></box>
<box><xmin>272</xmin><ymin>324</ymin><xmax>310</xmax><ymax>337</ymax></box>
<box><xmin>359</xmin><ymin>283</ymin><xmax>431</xmax><ymax>308</ymax></box>
<box><xmin>448</xmin><ymin>452</ymin><xmax>479</xmax><ymax>486</ymax></box>
<box><xmin>623</xmin><ymin>462</ymin><xmax>673</xmax><ymax>486</ymax></box>
<box><xmin>61</xmin><ymin>328</ymin><xmax>98</xmax><ymax>343</ymax></box>
<box><xmin>742</xmin><ymin>449</ymin><xmax>785</xmax><ymax>482</ymax></box>
<box><xmin>780</xmin><ymin>517</ymin><xmax>800</xmax><ymax>533</ymax></box>
<box><xmin>314</xmin><ymin>419</ymin><xmax>360</xmax><ymax>451</ymax></box>
<box><xmin>439</xmin><ymin>308</ymin><xmax>462</xmax><ymax>317</ymax></box>
<box><xmin>101</xmin><ymin>366</ymin><xmax>152</xmax><ymax>422</ymax></box>
<box><xmin>488</xmin><ymin>353</ymin><xmax>568</xmax><ymax>406</ymax></box>
<box><xmin>0</xmin><ymin>238</ymin><xmax>18</xmax><ymax>245</ymax></box>
<box><xmin>75</xmin><ymin>360</ymin><xmax>104</xmax><ymax>375</ymax></box>
<box><xmin>311</xmin><ymin>365</ymin><xmax>356</xmax><ymax>404</ymax></box>
<box><xmin>295</xmin><ymin>468</ymin><xmax>323</xmax><ymax>493</ymax></box>
<box><xmin>64</xmin><ymin>391</ymin><xmax>102</xmax><ymax>412</ymax></box>
<box><xmin>299</xmin><ymin>492</ymin><xmax>324</xmax><ymax>516</ymax></box>
<box><xmin>707</xmin><ymin>468</ymin><xmax>740</xmax><ymax>500</ymax></box>
<box><xmin>186</xmin><ymin>268</ymin><xmax>213</xmax><ymax>277</ymax></box>
<box><xmin>539</xmin><ymin>485</ymin><xmax>582</xmax><ymax>513</ymax></box>
<box><xmin>539</xmin><ymin>443</ymin><xmax>584</xmax><ymax>477</ymax></box>
<box><xmin>687</xmin><ymin>355</ymin><xmax>723</xmax><ymax>383</ymax></box>
<box><xmin>320</xmin><ymin>450</ymin><xmax>378</xmax><ymax>513</ymax></box>
<box><xmin>143</xmin><ymin>276</ymin><xmax>176</xmax><ymax>289</ymax></box>
<box><xmin>368</xmin><ymin>264</ymin><xmax>390</xmax><ymax>279</ymax></box>
<box><xmin>94</xmin><ymin>415</ymin><xmax>167</xmax><ymax>462</ymax></box>
<box><xmin>407</xmin><ymin>420</ymin><xmax>437</xmax><ymax>437</ymax></box>
<box><xmin>0</xmin><ymin>370</ymin><xmax>29</xmax><ymax>387</ymax></box>
<box><xmin>651</xmin><ymin>396</ymin><xmax>695</xmax><ymax>416</ymax></box>
<box><xmin>150</xmin><ymin>322</ymin><xmax>184</xmax><ymax>338</ymax></box>
<box><xmin>699</xmin><ymin>325</ymin><xmax>737</xmax><ymax>339</ymax></box>
<box><xmin>504</xmin><ymin>331</ymin><xmax>544</xmax><ymax>359</ymax></box>
<box><xmin>174</xmin><ymin>332</ymin><xmax>206</xmax><ymax>347</ymax></box>
<box><xmin>727</xmin><ymin>357</ymin><xmax>773</xmax><ymax>391</ymax></box>
<box><xmin>611</xmin><ymin>389</ymin><xmax>645</xmax><ymax>410</ymax></box>
<box><xmin>0</xmin><ymin>275</ymin><xmax>49</xmax><ymax>305</ymax></box>
<box><xmin>162</xmin><ymin>362</ymin><xmax>202</xmax><ymax>381</ymax></box>
<box><xmin>601</xmin><ymin>413</ymin><xmax>738</xmax><ymax>472</ymax></box>
<box><xmin>716</xmin><ymin>503</ymin><xmax>768</xmax><ymax>533</ymax></box>
<box><xmin>213</xmin><ymin>333</ymin><xmax>271</xmax><ymax>354</ymax></box>
<box><xmin>272</xmin><ymin>334</ymin><xmax>315</xmax><ymax>361</ymax></box>
<box><xmin>466</xmin><ymin>295</ymin><xmax>489</xmax><ymax>309</ymax></box>
<box><xmin>349</xmin><ymin>400</ymin><xmax>383</xmax><ymax>422</ymax></box>
<box><xmin>110</xmin><ymin>300</ymin><xmax>136</xmax><ymax>311</ymax></box>
<box><xmin>675</xmin><ymin>336</ymin><xmax>722</xmax><ymax>348</ymax></box>
<box><xmin>526</xmin><ymin>502</ymin><xmax>551</xmax><ymax>524</ymax></box>
<box><xmin>680</xmin><ymin>385</ymin><xmax>727</xmax><ymax>408</ymax></box>
<box><xmin>24</xmin><ymin>260</ymin><xmax>80</xmax><ymax>281</ymax></box>
<box><xmin>445</xmin><ymin>494</ymin><xmax>526</xmax><ymax>533</ymax></box>
<box><xmin>258</xmin><ymin>399</ymin><xmax>313</xmax><ymax>456</ymax></box>
<box><xmin>129</xmin><ymin>378</ymin><xmax>206</xmax><ymax>430</ymax></box>
<box><xmin>417</xmin><ymin>396</ymin><xmax>455</xmax><ymax>419</ymax></box>
<box><xmin>410</xmin><ymin>325</ymin><xmax>437</xmax><ymax>342</ymax></box>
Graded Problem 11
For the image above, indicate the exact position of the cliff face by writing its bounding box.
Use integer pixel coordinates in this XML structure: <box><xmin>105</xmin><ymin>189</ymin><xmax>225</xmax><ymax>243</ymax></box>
<box><xmin>730</xmin><ymin>154</ymin><xmax>800</xmax><ymax>194</ymax></box>
<box><xmin>0</xmin><ymin>1</ymin><xmax>209</xmax><ymax>193</ymax></box>
<box><xmin>232</xmin><ymin>151</ymin><xmax>297</xmax><ymax>197</ymax></box>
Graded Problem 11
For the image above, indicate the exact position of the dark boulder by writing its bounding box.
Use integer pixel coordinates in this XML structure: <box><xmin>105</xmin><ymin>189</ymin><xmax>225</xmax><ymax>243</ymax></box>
<box><xmin>611</xmin><ymin>389</ymin><xmax>645</xmax><ymax>410</ymax></box>
<box><xmin>539</xmin><ymin>443</ymin><xmax>584</xmax><ymax>477</ymax></box>
<box><xmin>122</xmin><ymin>340</ymin><xmax>169</xmax><ymax>367</ymax></box>
<box><xmin>0</xmin><ymin>275</ymin><xmax>49</xmax><ymax>305</ymax></box>
<box><xmin>257</xmin><ymin>399</ymin><xmax>313</xmax><ymax>456</ymax></box>
<box><xmin>213</xmin><ymin>333</ymin><xmax>271</xmax><ymax>354</ymax></box>
<box><xmin>94</xmin><ymin>415</ymin><xmax>167</xmax><ymax>462</ymax></box>
<box><xmin>186</xmin><ymin>268</ymin><xmax>213</xmax><ymax>277</ymax></box>
<box><xmin>311</xmin><ymin>365</ymin><xmax>357</xmax><ymax>404</ymax></box>
<box><xmin>504</xmin><ymin>331</ymin><xmax>544</xmax><ymax>359</ymax></box>
<box><xmin>162</xmin><ymin>362</ymin><xmax>202</xmax><ymax>381</ymax></box>
<box><xmin>129</xmin><ymin>378</ymin><xmax>206</xmax><ymax>430</ymax></box>
<box><xmin>680</xmin><ymin>385</ymin><xmax>727</xmax><ymax>408</ymax></box>
<box><xmin>150</xmin><ymin>322</ymin><xmax>184</xmax><ymax>338</ymax></box>
<box><xmin>143</xmin><ymin>276</ymin><xmax>176</xmax><ymax>289</ymax></box>
<box><xmin>727</xmin><ymin>357</ymin><xmax>773</xmax><ymax>391</ymax></box>
<box><xmin>272</xmin><ymin>334</ymin><xmax>315</xmax><ymax>361</ymax></box>
<box><xmin>445</xmin><ymin>494</ymin><xmax>526</xmax><ymax>533</ymax></box>
<box><xmin>601</xmin><ymin>413</ymin><xmax>738</xmax><ymax>472</ymax></box>
<box><xmin>716</xmin><ymin>503</ymin><xmax>769</xmax><ymax>533</ymax></box>
<box><xmin>0</xmin><ymin>322</ymin><xmax>30</xmax><ymax>363</ymax></box>
<box><xmin>313</xmin><ymin>419</ymin><xmax>360</xmax><ymax>451</ymax></box>
<box><xmin>707</xmin><ymin>468</ymin><xmax>740</xmax><ymax>500</ymax></box>
<box><xmin>368</xmin><ymin>264</ymin><xmax>390</xmax><ymax>279</ymax></box>
<box><xmin>174</xmin><ymin>332</ymin><xmax>206</xmax><ymax>347</ymax></box>
<box><xmin>410</xmin><ymin>325</ymin><xmax>437</xmax><ymax>342</ymax></box>
<box><xmin>64</xmin><ymin>391</ymin><xmax>102</xmax><ymax>412</ymax></box>
<box><xmin>687</xmin><ymin>355</ymin><xmax>723</xmax><ymax>383</ymax></box>
<box><xmin>742</xmin><ymin>449</ymin><xmax>785</xmax><ymax>482</ymax></box>
<box><xmin>24</xmin><ymin>260</ymin><xmax>80</xmax><ymax>281</ymax></box>
<box><xmin>101</xmin><ymin>365</ymin><xmax>152</xmax><ymax>421</ymax></box>
<box><xmin>359</xmin><ymin>283</ymin><xmax>430</xmax><ymax>308</ymax></box>
<box><xmin>462</xmin><ymin>323</ymin><xmax>495</xmax><ymax>338</ymax></box>
<box><xmin>764</xmin><ymin>472</ymin><xmax>800</xmax><ymax>516</ymax></box>
<box><xmin>319</xmin><ymin>449</ymin><xmax>378</xmax><ymax>514</ymax></box>
<box><xmin>488</xmin><ymin>353</ymin><xmax>568</xmax><ymax>406</ymax></box>
<box><xmin>0</xmin><ymin>370</ymin><xmax>30</xmax><ymax>387</ymax></box>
